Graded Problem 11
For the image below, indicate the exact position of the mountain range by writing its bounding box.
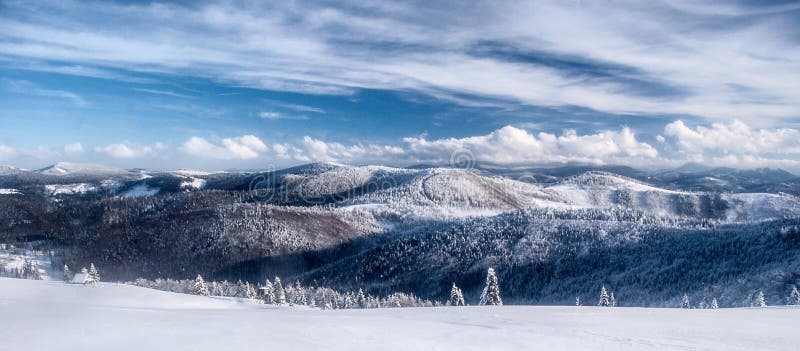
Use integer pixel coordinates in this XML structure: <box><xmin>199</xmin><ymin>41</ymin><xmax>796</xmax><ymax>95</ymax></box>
<box><xmin>1</xmin><ymin>162</ymin><xmax>799</xmax><ymax>307</ymax></box>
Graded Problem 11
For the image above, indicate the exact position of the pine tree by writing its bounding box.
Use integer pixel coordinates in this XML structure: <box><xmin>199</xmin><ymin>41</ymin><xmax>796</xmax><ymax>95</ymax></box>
<box><xmin>357</xmin><ymin>288</ymin><xmax>367</xmax><ymax>309</ymax></box>
<box><xmin>598</xmin><ymin>286</ymin><xmax>611</xmax><ymax>307</ymax></box>
<box><xmin>272</xmin><ymin>277</ymin><xmax>286</xmax><ymax>305</ymax></box>
<box><xmin>246</xmin><ymin>282</ymin><xmax>257</xmax><ymax>300</ymax></box>
<box><xmin>62</xmin><ymin>264</ymin><xmax>72</xmax><ymax>282</ymax></box>
<box><xmin>757</xmin><ymin>290</ymin><xmax>766</xmax><ymax>307</ymax></box>
<box><xmin>194</xmin><ymin>275</ymin><xmax>209</xmax><ymax>296</ymax></box>
<box><xmin>478</xmin><ymin>268</ymin><xmax>502</xmax><ymax>306</ymax></box>
<box><xmin>711</xmin><ymin>297</ymin><xmax>719</xmax><ymax>309</ymax></box>
<box><xmin>575</xmin><ymin>296</ymin><xmax>581</xmax><ymax>307</ymax></box>
<box><xmin>344</xmin><ymin>293</ymin><xmax>354</xmax><ymax>309</ymax></box>
<box><xmin>610</xmin><ymin>292</ymin><xmax>617</xmax><ymax>307</ymax></box>
<box><xmin>262</xmin><ymin>280</ymin><xmax>274</xmax><ymax>304</ymax></box>
<box><xmin>448</xmin><ymin>283</ymin><xmax>465</xmax><ymax>306</ymax></box>
<box><xmin>788</xmin><ymin>286</ymin><xmax>800</xmax><ymax>306</ymax></box>
<box><xmin>682</xmin><ymin>293</ymin><xmax>691</xmax><ymax>309</ymax></box>
<box><xmin>87</xmin><ymin>263</ymin><xmax>100</xmax><ymax>283</ymax></box>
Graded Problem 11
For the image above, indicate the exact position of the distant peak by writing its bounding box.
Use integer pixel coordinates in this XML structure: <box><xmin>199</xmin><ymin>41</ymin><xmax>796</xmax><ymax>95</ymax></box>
<box><xmin>36</xmin><ymin>162</ymin><xmax>128</xmax><ymax>176</ymax></box>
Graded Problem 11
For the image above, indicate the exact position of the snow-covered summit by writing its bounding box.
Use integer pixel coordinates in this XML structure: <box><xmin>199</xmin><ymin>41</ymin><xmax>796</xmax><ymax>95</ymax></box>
<box><xmin>35</xmin><ymin>162</ymin><xmax>130</xmax><ymax>176</ymax></box>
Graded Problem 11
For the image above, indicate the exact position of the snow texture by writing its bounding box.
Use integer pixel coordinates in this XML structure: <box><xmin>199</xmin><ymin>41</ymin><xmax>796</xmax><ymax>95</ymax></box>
<box><xmin>0</xmin><ymin>188</ymin><xmax>20</xmax><ymax>195</ymax></box>
<box><xmin>1</xmin><ymin>278</ymin><xmax>798</xmax><ymax>351</ymax></box>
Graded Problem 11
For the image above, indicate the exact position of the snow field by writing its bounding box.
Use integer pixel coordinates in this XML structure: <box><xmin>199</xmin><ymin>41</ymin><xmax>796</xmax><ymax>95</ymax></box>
<box><xmin>1</xmin><ymin>278</ymin><xmax>798</xmax><ymax>351</ymax></box>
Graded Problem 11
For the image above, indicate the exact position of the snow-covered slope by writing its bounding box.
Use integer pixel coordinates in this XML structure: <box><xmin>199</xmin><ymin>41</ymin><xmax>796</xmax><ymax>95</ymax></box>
<box><xmin>1</xmin><ymin>278</ymin><xmax>798</xmax><ymax>351</ymax></box>
<box><xmin>0</xmin><ymin>188</ymin><xmax>21</xmax><ymax>195</ymax></box>
<box><xmin>35</xmin><ymin>162</ymin><xmax>131</xmax><ymax>176</ymax></box>
<box><xmin>0</xmin><ymin>165</ymin><xmax>24</xmax><ymax>175</ymax></box>
<box><xmin>329</xmin><ymin>168</ymin><xmax>800</xmax><ymax>222</ymax></box>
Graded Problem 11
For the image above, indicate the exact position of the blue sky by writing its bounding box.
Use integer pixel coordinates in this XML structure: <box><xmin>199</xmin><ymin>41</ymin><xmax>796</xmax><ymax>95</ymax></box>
<box><xmin>1</xmin><ymin>0</ymin><xmax>800</xmax><ymax>171</ymax></box>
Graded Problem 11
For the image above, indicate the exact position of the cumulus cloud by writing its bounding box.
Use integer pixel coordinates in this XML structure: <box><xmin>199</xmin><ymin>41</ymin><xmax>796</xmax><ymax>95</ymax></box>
<box><xmin>661</xmin><ymin>120</ymin><xmax>800</xmax><ymax>168</ymax></box>
<box><xmin>301</xmin><ymin>136</ymin><xmax>405</xmax><ymax>163</ymax></box>
<box><xmin>181</xmin><ymin>135</ymin><xmax>268</xmax><ymax>160</ymax></box>
<box><xmin>664</xmin><ymin>120</ymin><xmax>800</xmax><ymax>156</ymax></box>
<box><xmin>281</xmin><ymin>120</ymin><xmax>800</xmax><ymax>171</ymax></box>
<box><xmin>401</xmin><ymin>126</ymin><xmax>657</xmax><ymax>165</ymax></box>
<box><xmin>96</xmin><ymin>142</ymin><xmax>165</xmax><ymax>159</ymax></box>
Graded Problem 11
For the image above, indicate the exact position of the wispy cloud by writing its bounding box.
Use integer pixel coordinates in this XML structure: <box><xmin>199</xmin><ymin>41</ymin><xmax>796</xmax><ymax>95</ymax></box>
<box><xmin>2</xmin><ymin>78</ymin><xmax>87</xmax><ymax>106</ymax></box>
<box><xmin>1</xmin><ymin>1</ymin><xmax>797</xmax><ymax>124</ymax></box>
<box><xmin>133</xmin><ymin>88</ymin><xmax>194</xmax><ymax>99</ymax></box>
<box><xmin>258</xmin><ymin>111</ymin><xmax>309</xmax><ymax>120</ymax></box>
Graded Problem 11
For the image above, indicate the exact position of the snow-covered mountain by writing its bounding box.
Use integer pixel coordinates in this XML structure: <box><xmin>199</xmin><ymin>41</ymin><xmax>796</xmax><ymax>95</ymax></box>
<box><xmin>3</xmin><ymin>162</ymin><xmax>800</xmax><ymax>305</ymax></box>
<box><xmin>35</xmin><ymin>162</ymin><xmax>132</xmax><ymax>176</ymax></box>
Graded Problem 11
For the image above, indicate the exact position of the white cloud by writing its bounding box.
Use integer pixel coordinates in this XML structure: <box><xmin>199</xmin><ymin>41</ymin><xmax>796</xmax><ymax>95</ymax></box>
<box><xmin>259</xmin><ymin>111</ymin><xmax>308</xmax><ymax>120</ymax></box>
<box><xmin>2</xmin><ymin>1</ymin><xmax>798</xmax><ymax>123</ymax></box>
<box><xmin>402</xmin><ymin>125</ymin><xmax>657</xmax><ymax>165</ymax></box>
<box><xmin>2</xmin><ymin>78</ymin><xmax>87</xmax><ymax>106</ymax></box>
<box><xmin>300</xmin><ymin>136</ymin><xmax>405</xmax><ymax>163</ymax></box>
<box><xmin>281</xmin><ymin>120</ymin><xmax>800</xmax><ymax>171</ymax></box>
<box><xmin>0</xmin><ymin>145</ymin><xmax>18</xmax><ymax>161</ymax></box>
<box><xmin>96</xmin><ymin>142</ymin><xmax>165</xmax><ymax>159</ymax></box>
<box><xmin>664</xmin><ymin>120</ymin><xmax>800</xmax><ymax>156</ymax></box>
<box><xmin>180</xmin><ymin>135</ymin><xmax>268</xmax><ymax>160</ymax></box>
<box><xmin>64</xmin><ymin>142</ymin><xmax>84</xmax><ymax>154</ymax></box>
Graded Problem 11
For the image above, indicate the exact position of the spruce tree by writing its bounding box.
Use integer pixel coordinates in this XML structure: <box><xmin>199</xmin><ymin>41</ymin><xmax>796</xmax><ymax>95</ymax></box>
<box><xmin>610</xmin><ymin>292</ymin><xmax>617</xmax><ymax>307</ymax></box>
<box><xmin>272</xmin><ymin>277</ymin><xmax>286</xmax><ymax>305</ymax></box>
<box><xmin>711</xmin><ymin>297</ymin><xmax>719</xmax><ymax>309</ymax></box>
<box><xmin>598</xmin><ymin>286</ymin><xmax>611</xmax><ymax>307</ymax></box>
<box><xmin>62</xmin><ymin>264</ymin><xmax>72</xmax><ymax>282</ymax></box>
<box><xmin>194</xmin><ymin>275</ymin><xmax>209</xmax><ymax>296</ymax></box>
<box><xmin>88</xmin><ymin>263</ymin><xmax>100</xmax><ymax>283</ymax></box>
<box><xmin>357</xmin><ymin>288</ymin><xmax>367</xmax><ymax>309</ymax></box>
<box><xmin>479</xmin><ymin>268</ymin><xmax>502</xmax><ymax>306</ymax></box>
<box><xmin>757</xmin><ymin>290</ymin><xmax>766</xmax><ymax>307</ymax></box>
<box><xmin>575</xmin><ymin>296</ymin><xmax>581</xmax><ymax>307</ymax></box>
<box><xmin>344</xmin><ymin>293</ymin><xmax>354</xmax><ymax>309</ymax></box>
<box><xmin>448</xmin><ymin>283</ymin><xmax>465</xmax><ymax>306</ymax></box>
<box><xmin>262</xmin><ymin>280</ymin><xmax>274</xmax><ymax>304</ymax></box>
<box><xmin>246</xmin><ymin>282</ymin><xmax>257</xmax><ymax>300</ymax></box>
<box><xmin>682</xmin><ymin>294</ymin><xmax>691</xmax><ymax>309</ymax></box>
<box><xmin>788</xmin><ymin>286</ymin><xmax>800</xmax><ymax>306</ymax></box>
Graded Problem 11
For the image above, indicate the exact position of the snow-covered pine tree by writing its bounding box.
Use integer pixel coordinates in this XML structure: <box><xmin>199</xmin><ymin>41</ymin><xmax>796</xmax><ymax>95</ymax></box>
<box><xmin>478</xmin><ymin>268</ymin><xmax>502</xmax><ymax>306</ymax></box>
<box><xmin>711</xmin><ymin>297</ymin><xmax>719</xmax><ymax>309</ymax></box>
<box><xmin>357</xmin><ymin>288</ymin><xmax>367</xmax><ymax>309</ymax></box>
<box><xmin>272</xmin><ymin>277</ymin><xmax>286</xmax><ymax>305</ymax></box>
<box><xmin>757</xmin><ymin>290</ymin><xmax>766</xmax><ymax>307</ymax></box>
<box><xmin>344</xmin><ymin>293</ymin><xmax>355</xmax><ymax>309</ymax></box>
<box><xmin>575</xmin><ymin>296</ymin><xmax>581</xmax><ymax>307</ymax></box>
<box><xmin>598</xmin><ymin>286</ymin><xmax>611</xmax><ymax>307</ymax></box>
<box><xmin>610</xmin><ymin>292</ymin><xmax>617</xmax><ymax>307</ymax></box>
<box><xmin>448</xmin><ymin>283</ymin><xmax>465</xmax><ymax>306</ymax></box>
<box><xmin>262</xmin><ymin>280</ymin><xmax>274</xmax><ymax>304</ymax></box>
<box><xmin>194</xmin><ymin>274</ymin><xmax>209</xmax><ymax>296</ymax></box>
<box><xmin>682</xmin><ymin>293</ymin><xmax>691</xmax><ymax>309</ymax></box>
<box><xmin>788</xmin><ymin>286</ymin><xmax>800</xmax><ymax>306</ymax></box>
<box><xmin>246</xmin><ymin>282</ymin><xmax>257</xmax><ymax>301</ymax></box>
<box><xmin>62</xmin><ymin>264</ymin><xmax>72</xmax><ymax>282</ymax></box>
<box><xmin>236</xmin><ymin>280</ymin><xmax>248</xmax><ymax>298</ymax></box>
<box><xmin>88</xmin><ymin>263</ymin><xmax>100</xmax><ymax>283</ymax></box>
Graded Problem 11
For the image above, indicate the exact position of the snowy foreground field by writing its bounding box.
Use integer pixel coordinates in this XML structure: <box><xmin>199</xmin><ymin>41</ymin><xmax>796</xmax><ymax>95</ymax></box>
<box><xmin>1</xmin><ymin>278</ymin><xmax>798</xmax><ymax>351</ymax></box>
